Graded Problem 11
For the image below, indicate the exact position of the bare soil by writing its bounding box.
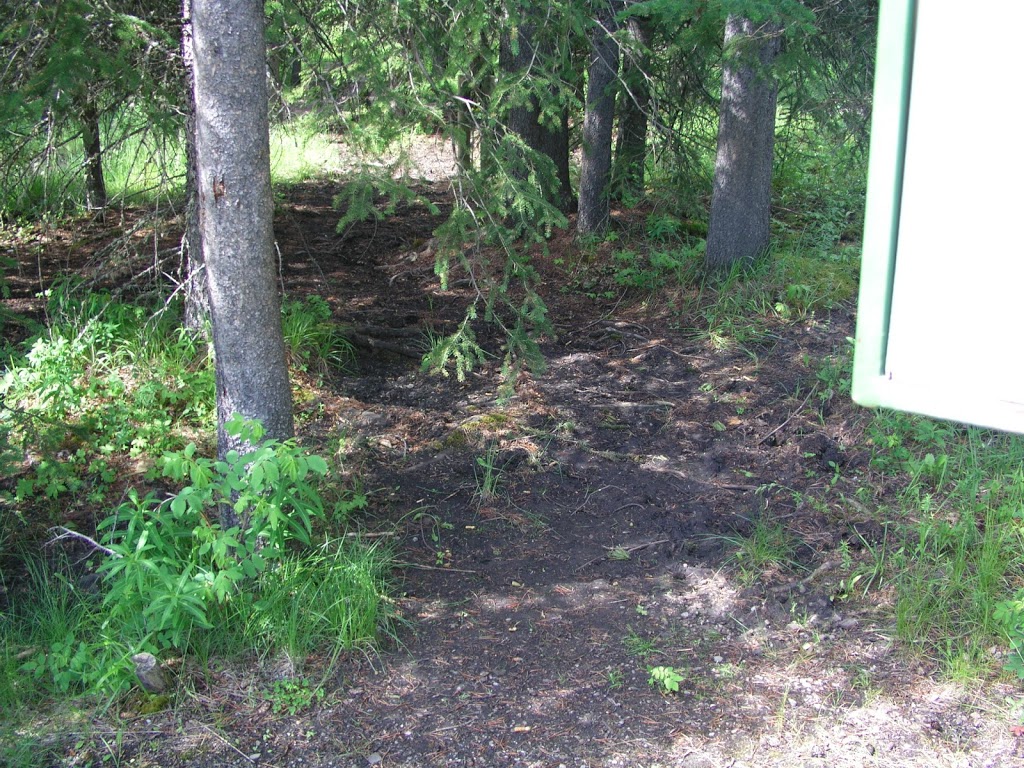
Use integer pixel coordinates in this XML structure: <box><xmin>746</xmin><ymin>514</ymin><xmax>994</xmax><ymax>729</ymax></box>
<box><xmin>2</xmin><ymin>146</ymin><xmax>1022</xmax><ymax>767</ymax></box>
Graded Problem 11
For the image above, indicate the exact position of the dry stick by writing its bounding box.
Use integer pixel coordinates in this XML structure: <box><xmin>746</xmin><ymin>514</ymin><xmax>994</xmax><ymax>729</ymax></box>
<box><xmin>610</xmin><ymin>503</ymin><xmax>645</xmax><ymax>514</ymax></box>
<box><xmin>574</xmin><ymin>539</ymin><xmax>670</xmax><ymax>573</ymax></box>
<box><xmin>758</xmin><ymin>384</ymin><xmax>819</xmax><ymax>445</ymax></box>
<box><xmin>396</xmin><ymin>562</ymin><xmax>478</xmax><ymax>574</ymax></box>
<box><xmin>197</xmin><ymin>723</ymin><xmax>275</xmax><ymax>768</ymax></box>
<box><xmin>605</xmin><ymin>539</ymin><xmax>670</xmax><ymax>554</ymax></box>
<box><xmin>47</xmin><ymin>526</ymin><xmax>121</xmax><ymax>558</ymax></box>
<box><xmin>630</xmin><ymin>343</ymin><xmax>704</xmax><ymax>360</ymax></box>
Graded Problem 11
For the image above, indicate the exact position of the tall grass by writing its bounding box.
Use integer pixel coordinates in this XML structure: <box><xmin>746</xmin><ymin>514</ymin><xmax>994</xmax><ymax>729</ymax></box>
<box><xmin>0</xmin><ymin>111</ymin><xmax>186</xmax><ymax>221</ymax></box>
<box><xmin>270</xmin><ymin>114</ymin><xmax>343</xmax><ymax>183</ymax></box>
<box><xmin>867</xmin><ymin>412</ymin><xmax>1024</xmax><ymax>677</ymax></box>
<box><xmin>0</xmin><ymin>111</ymin><xmax>341</xmax><ymax>221</ymax></box>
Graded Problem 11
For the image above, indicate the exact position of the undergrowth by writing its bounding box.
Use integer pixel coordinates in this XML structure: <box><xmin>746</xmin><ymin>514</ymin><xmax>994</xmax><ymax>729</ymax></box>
<box><xmin>865</xmin><ymin>412</ymin><xmax>1024</xmax><ymax>678</ymax></box>
<box><xmin>0</xmin><ymin>281</ymin><xmax>387</xmax><ymax>711</ymax></box>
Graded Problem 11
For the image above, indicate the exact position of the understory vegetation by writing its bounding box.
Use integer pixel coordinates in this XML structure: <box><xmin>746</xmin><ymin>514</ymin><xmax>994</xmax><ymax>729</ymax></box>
<box><xmin>3</xmin><ymin>118</ymin><xmax>1024</xmax><ymax>708</ymax></box>
<box><xmin>3</xmin><ymin>33</ymin><xmax>1024</xmax><ymax>767</ymax></box>
<box><xmin>0</xmin><ymin>280</ymin><xmax>392</xmax><ymax>707</ymax></box>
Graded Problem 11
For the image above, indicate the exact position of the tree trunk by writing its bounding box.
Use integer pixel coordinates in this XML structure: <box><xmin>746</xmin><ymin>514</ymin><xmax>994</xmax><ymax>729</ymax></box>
<box><xmin>80</xmin><ymin>98</ymin><xmax>107</xmax><ymax>217</ymax></box>
<box><xmin>190</xmin><ymin>0</ymin><xmax>294</xmax><ymax>504</ymax></box>
<box><xmin>453</xmin><ymin>51</ymin><xmax>491</xmax><ymax>174</ymax></box>
<box><xmin>705</xmin><ymin>16</ymin><xmax>782</xmax><ymax>272</ymax></box>
<box><xmin>538</xmin><ymin>106</ymin><xmax>575</xmax><ymax>213</ymax></box>
<box><xmin>577</xmin><ymin>1</ymin><xmax>620</xmax><ymax>236</ymax></box>
<box><xmin>180</xmin><ymin>0</ymin><xmax>208</xmax><ymax>334</ymax></box>
<box><xmin>499</xmin><ymin>18</ymin><xmax>541</xmax><ymax>149</ymax></box>
<box><xmin>613</xmin><ymin>14</ymin><xmax>651</xmax><ymax>202</ymax></box>
<box><xmin>498</xmin><ymin>12</ymin><xmax>574</xmax><ymax>212</ymax></box>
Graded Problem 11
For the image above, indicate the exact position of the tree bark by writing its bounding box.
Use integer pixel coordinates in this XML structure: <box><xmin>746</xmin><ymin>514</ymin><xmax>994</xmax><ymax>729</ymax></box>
<box><xmin>538</xmin><ymin>105</ymin><xmax>575</xmax><ymax>213</ymax></box>
<box><xmin>180</xmin><ymin>0</ymin><xmax>208</xmax><ymax>333</ymax></box>
<box><xmin>498</xmin><ymin>9</ymin><xmax>574</xmax><ymax>213</ymax></box>
<box><xmin>577</xmin><ymin>0</ymin><xmax>620</xmax><ymax>236</ymax></box>
<box><xmin>612</xmin><ymin>14</ymin><xmax>651</xmax><ymax>202</ymax></box>
<box><xmin>80</xmin><ymin>97</ymin><xmax>107</xmax><ymax>217</ymax></box>
<box><xmin>190</xmin><ymin>0</ymin><xmax>294</xmax><ymax>496</ymax></box>
<box><xmin>705</xmin><ymin>16</ymin><xmax>782</xmax><ymax>272</ymax></box>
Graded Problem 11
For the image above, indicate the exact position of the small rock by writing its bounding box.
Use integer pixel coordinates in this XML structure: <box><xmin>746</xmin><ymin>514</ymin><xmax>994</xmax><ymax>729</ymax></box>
<box><xmin>367</xmin><ymin>753</ymin><xmax>383</xmax><ymax>766</ymax></box>
<box><xmin>131</xmin><ymin>652</ymin><xmax>167</xmax><ymax>694</ymax></box>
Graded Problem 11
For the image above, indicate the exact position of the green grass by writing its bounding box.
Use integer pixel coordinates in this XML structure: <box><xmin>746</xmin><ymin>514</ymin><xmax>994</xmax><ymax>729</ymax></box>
<box><xmin>281</xmin><ymin>295</ymin><xmax>355</xmax><ymax>376</ymax></box>
<box><xmin>865</xmin><ymin>413</ymin><xmax>1024</xmax><ymax>677</ymax></box>
<box><xmin>270</xmin><ymin>114</ymin><xmax>343</xmax><ymax>184</ymax></box>
<box><xmin>0</xmin><ymin>111</ymin><xmax>186</xmax><ymax>221</ymax></box>
<box><xmin>0</xmin><ymin>111</ymin><xmax>340</xmax><ymax>221</ymax></box>
<box><xmin>715</xmin><ymin>516</ymin><xmax>800</xmax><ymax>584</ymax></box>
<box><xmin>0</xmin><ymin>558</ymin><xmax>106</xmax><ymax>703</ymax></box>
<box><xmin>225</xmin><ymin>537</ymin><xmax>395</xmax><ymax>663</ymax></box>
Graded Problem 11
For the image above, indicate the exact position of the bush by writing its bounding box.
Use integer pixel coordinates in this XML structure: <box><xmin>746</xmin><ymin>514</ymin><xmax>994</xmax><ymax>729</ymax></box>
<box><xmin>5</xmin><ymin>417</ymin><xmax>385</xmax><ymax>696</ymax></box>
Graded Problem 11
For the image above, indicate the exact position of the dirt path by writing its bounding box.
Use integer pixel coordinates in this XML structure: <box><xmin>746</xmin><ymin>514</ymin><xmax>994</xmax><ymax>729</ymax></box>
<box><xmin>5</xmin><ymin>172</ymin><xmax>1022</xmax><ymax>767</ymax></box>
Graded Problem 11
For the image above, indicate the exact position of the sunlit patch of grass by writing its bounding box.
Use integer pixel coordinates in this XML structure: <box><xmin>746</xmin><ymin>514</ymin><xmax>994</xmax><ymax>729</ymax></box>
<box><xmin>271</xmin><ymin>115</ymin><xmax>343</xmax><ymax>183</ymax></box>
<box><xmin>281</xmin><ymin>295</ymin><xmax>355</xmax><ymax>376</ymax></box>
<box><xmin>714</xmin><ymin>516</ymin><xmax>800</xmax><ymax>585</ymax></box>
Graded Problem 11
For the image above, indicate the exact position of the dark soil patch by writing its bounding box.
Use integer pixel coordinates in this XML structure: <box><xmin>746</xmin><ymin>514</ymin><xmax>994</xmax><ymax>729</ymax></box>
<box><xmin>2</xmin><ymin>175</ymin><xmax>1021</xmax><ymax>768</ymax></box>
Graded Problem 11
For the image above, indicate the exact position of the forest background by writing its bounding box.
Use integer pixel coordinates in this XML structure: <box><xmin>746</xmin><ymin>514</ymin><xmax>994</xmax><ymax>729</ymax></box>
<box><xmin>2</xmin><ymin>1</ymin><xmax>1024</xmax><ymax>766</ymax></box>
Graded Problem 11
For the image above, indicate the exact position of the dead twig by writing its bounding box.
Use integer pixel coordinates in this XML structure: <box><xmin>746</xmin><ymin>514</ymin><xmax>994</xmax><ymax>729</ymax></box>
<box><xmin>396</xmin><ymin>562</ymin><xmax>478</xmax><ymax>574</ymax></box>
<box><xmin>574</xmin><ymin>539</ymin><xmax>670</xmax><ymax>573</ymax></box>
<box><xmin>758</xmin><ymin>384</ymin><xmax>818</xmax><ymax>445</ymax></box>
<box><xmin>46</xmin><ymin>526</ymin><xmax>120</xmax><ymax>558</ymax></box>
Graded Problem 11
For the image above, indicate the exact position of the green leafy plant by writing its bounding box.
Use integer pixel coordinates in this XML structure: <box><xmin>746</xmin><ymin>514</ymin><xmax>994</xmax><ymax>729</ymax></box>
<box><xmin>611</xmin><ymin>245</ymin><xmax>700</xmax><ymax>293</ymax></box>
<box><xmin>647</xmin><ymin>665</ymin><xmax>685</xmax><ymax>694</ymax></box>
<box><xmin>281</xmin><ymin>295</ymin><xmax>355</xmax><ymax>376</ymax></box>
<box><xmin>1</xmin><ymin>288</ymin><xmax>214</xmax><ymax>507</ymax></box>
<box><xmin>98</xmin><ymin>415</ymin><xmax>347</xmax><ymax>638</ymax></box>
<box><xmin>269</xmin><ymin>678</ymin><xmax>323</xmax><ymax>715</ymax></box>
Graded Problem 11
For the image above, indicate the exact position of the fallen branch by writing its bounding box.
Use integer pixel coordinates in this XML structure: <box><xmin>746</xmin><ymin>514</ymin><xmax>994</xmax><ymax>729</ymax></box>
<box><xmin>348</xmin><ymin>332</ymin><xmax>423</xmax><ymax>359</ymax></box>
<box><xmin>758</xmin><ymin>384</ymin><xmax>818</xmax><ymax>445</ymax></box>
<box><xmin>396</xmin><ymin>562</ymin><xmax>478</xmax><ymax>574</ymax></box>
<box><xmin>47</xmin><ymin>526</ymin><xmax>121</xmax><ymax>558</ymax></box>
